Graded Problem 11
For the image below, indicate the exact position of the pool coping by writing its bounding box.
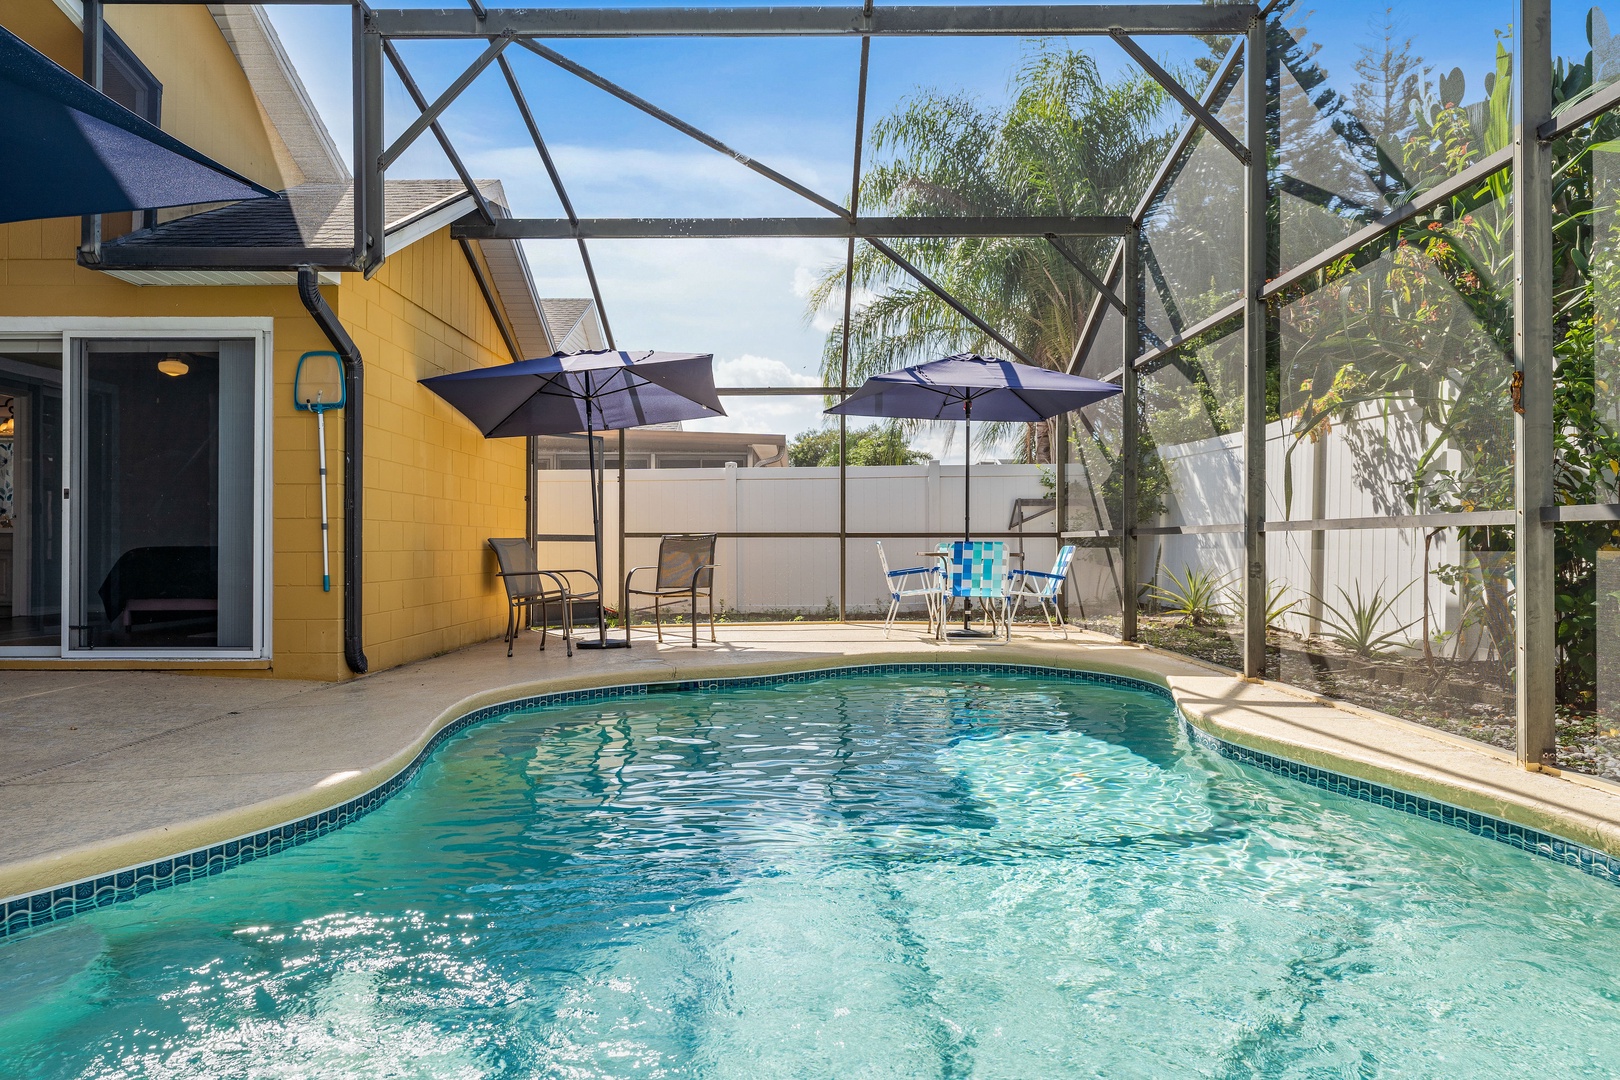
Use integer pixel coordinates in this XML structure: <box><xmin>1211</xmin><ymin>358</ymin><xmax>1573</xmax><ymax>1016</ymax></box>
<box><xmin>7</xmin><ymin>650</ymin><xmax>1620</xmax><ymax>940</ymax></box>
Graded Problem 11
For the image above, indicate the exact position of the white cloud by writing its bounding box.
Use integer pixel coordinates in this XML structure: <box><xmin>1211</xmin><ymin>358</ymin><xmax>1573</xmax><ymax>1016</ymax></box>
<box><xmin>467</xmin><ymin>143</ymin><xmax>834</xmax><ymax>218</ymax></box>
<box><xmin>684</xmin><ymin>395</ymin><xmax>829</xmax><ymax>441</ymax></box>
<box><xmin>677</xmin><ymin>354</ymin><xmax>824</xmax><ymax>440</ymax></box>
<box><xmin>519</xmin><ymin>236</ymin><xmax>844</xmax><ymax>384</ymax></box>
<box><xmin>712</xmin><ymin>354</ymin><xmax>818</xmax><ymax>388</ymax></box>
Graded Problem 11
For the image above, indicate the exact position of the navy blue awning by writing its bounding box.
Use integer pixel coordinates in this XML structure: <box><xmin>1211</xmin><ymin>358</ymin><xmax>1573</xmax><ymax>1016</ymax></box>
<box><xmin>420</xmin><ymin>349</ymin><xmax>726</xmax><ymax>438</ymax></box>
<box><xmin>827</xmin><ymin>353</ymin><xmax>1120</xmax><ymax>423</ymax></box>
<box><xmin>0</xmin><ymin>24</ymin><xmax>276</xmax><ymax>225</ymax></box>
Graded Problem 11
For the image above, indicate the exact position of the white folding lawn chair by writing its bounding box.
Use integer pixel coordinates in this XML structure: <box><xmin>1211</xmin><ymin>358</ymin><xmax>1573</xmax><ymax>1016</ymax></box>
<box><xmin>875</xmin><ymin>541</ymin><xmax>942</xmax><ymax>637</ymax></box>
<box><xmin>1008</xmin><ymin>544</ymin><xmax>1076</xmax><ymax>638</ymax></box>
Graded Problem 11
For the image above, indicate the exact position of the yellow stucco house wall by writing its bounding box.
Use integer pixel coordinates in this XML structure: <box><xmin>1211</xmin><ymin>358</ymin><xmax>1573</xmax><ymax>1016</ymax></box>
<box><xmin>0</xmin><ymin>2</ymin><xmax>531</xmax><ymax>679</ymax></box>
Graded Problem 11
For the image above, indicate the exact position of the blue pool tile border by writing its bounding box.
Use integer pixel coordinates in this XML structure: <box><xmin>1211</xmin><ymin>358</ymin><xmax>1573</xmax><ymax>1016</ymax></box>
<box><xmin>2</xmin><ymin>661</ymin><xmax>1615</xmax><ymax>940</ymax></box>
<box><xmin>1181</xmin><ymin>720</ymin><xmax>1620</xmax><ymax>883</ymax></box>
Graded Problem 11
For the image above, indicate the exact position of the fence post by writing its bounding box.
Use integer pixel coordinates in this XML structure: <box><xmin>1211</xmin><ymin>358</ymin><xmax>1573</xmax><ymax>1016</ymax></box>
<box><xmin>727</xmin><ymin>461</ymin><xmax>742</xmax><ymax>611</ymax></box>
<box><xmin>617</xmin><ymin>431</ymin><xmax>627</xmax><ymax>621</ymax></box>
<box><xmin>926</xmin><ymin>458</ymin><xmax>941</xmax><ymax>539</ymax></box>
<box><xmin>1514</xmin><ymin>0</ymin><xmax>1557</xmax><ymax>765</ymax></box>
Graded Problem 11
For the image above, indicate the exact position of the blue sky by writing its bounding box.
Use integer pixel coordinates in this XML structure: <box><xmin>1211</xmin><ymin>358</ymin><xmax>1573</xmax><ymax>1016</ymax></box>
<box><xmin>265</xmin><ymin>0</ymin><xmax>1588</xmax><ymax>454</ymax></box>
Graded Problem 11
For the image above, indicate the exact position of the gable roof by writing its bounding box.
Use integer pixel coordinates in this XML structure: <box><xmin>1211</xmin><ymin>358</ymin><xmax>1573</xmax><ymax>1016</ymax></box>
<box><xmin>75</xmin><ymin>7</ymin><xmax>566</xmax><ymax>362</ymax></box>
<box><xmin>46</xmin><ymin>2</ymin><xmax>347</xmax><ymax>186</ymax></box>
<box><xmin>538</xmin><ymin>299</ymin><xmax>605</xmax><ymax>353</ymax></box>
<box><xmin>207</xmin><ymin>4</ymin><xmax>348</xmax><ymax>184</ymax></box>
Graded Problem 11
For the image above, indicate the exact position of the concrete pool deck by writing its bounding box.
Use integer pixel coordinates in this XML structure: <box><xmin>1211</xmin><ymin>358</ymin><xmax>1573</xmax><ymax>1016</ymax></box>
<box><xmin>6</xmin><ymin>623</ymin><xmax>1620</xmax><ymax>903</ymax></box>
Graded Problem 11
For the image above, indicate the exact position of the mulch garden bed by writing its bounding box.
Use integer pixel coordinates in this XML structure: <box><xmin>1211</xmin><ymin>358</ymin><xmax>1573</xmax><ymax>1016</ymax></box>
<box><xmin>1072</xmin><ymin>614</ymin><xmax>1620</xmax><ymax>783</ymax></box>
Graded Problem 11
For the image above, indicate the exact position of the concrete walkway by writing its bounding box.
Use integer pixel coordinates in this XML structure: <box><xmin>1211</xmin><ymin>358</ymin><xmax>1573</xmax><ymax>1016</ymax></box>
<box><xmin>5</xmin><ymin>623</ymin><xmax>1620</xmax><ymax>901</ymax></box>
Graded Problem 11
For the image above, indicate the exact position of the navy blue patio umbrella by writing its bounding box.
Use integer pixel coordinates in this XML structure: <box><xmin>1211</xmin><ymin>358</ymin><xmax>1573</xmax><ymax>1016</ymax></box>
<box><xmin>421</xmin><ymin>349</ymin><xmax>725</xmax><ymax>649</ymax></box>
<box><xmin>828</xmin><ymin>353</ymin><xmax>1120</xmax><ymax>633</ymax></box>
<box><xmin>0</xmin><ymin>24</ymin><xmax>276</xmax><ymax>224</ymax></box>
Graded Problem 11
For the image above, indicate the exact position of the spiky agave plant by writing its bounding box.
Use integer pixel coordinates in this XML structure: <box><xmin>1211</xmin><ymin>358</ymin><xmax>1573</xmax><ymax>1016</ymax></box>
<box><xmin>1144</xmin><ymin>566</ymin><xmax>1233</xmax><ymax>627</ymax></box>
<box><xmin>1224</xmin><ymin>580</ymin><xmax>1299</xmax><ymax>633</ymax></box>
<box><xmin>1310</xmin><ymin>581</ymin><xmax>1419</xmax><ymax>658</ymax></box>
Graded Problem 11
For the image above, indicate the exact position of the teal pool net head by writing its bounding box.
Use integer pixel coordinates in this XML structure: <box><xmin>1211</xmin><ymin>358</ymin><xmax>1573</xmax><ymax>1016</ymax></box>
<box><xmin>293</xmin><ymin>350</ymin><xmax>344</xmax><ymax>413</ymax></box>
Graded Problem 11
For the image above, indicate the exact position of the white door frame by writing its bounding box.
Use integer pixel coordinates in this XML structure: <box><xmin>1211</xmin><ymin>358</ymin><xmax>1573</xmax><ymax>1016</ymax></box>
<box><xmin>0</xmin><ymin>317</ymin><xmax>273</xmax><ymax>660</ymax></box>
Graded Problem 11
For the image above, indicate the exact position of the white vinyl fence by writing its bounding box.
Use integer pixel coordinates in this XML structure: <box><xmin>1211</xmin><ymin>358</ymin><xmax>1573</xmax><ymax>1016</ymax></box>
<box><xmin>1141</xmin><ymin>401</ymin><xmax>1502</xmax><ymax>656</ymax></box>
<box><xmin>530</xmin><ymin>401</ymin><xmax>1505</xmax><ymax>654</ymax></box>
<box><xmin>533</xmin><ymin>463</ymin><xmax>1058</xmax><ymax>618</ymax></box>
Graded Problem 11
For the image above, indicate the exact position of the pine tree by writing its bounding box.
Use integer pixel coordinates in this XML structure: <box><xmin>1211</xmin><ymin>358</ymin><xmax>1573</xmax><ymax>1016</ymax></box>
<box><xmin>1349</xmin><ymin>8</ymin><xmax>1428</xmax><ymax>191</ymax></box>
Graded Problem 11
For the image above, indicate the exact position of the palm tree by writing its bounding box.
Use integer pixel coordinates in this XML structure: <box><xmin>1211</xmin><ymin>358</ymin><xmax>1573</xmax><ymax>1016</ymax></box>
<box><xmin>806</xmin><ymin>45</ymin><xmax>1173</xmax><ymax>461</ymax></box>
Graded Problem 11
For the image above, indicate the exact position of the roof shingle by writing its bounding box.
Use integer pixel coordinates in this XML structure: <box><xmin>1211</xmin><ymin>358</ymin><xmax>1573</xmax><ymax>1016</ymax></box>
<box><xmin>105</xmin><ymin>180</ymin><xmax>500</xmax><ymax>249</ymax></box>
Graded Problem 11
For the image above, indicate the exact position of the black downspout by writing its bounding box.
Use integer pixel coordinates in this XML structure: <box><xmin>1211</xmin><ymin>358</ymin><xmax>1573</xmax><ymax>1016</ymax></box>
<box><xmin>298</xmin><ymin>267</ymin><xmax>369</xmax><ymax>674</ymax></box>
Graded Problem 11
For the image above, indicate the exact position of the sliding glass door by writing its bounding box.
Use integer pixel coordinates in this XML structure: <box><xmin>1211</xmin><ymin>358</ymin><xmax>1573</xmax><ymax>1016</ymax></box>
<box><xmin>65</xmin><ymin>337</ymin><xmax>262</xmax><ymax>656</ymax></box>
<box><xmin>0</xmin><ymin>340</ymin><xmax>64</xmax><ymax>651</ymax></box>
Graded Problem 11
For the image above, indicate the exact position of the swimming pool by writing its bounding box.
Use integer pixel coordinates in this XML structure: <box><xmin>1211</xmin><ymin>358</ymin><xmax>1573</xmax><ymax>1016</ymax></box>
<box><xmin>4</xmin><ymin>670</ymin><xmax>1620</xmax><ymax>1077</ymax></box>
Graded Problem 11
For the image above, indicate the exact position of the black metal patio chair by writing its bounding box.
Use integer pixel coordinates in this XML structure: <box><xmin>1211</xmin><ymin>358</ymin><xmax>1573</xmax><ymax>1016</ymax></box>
<box><xmin>623</xmin><ymin>533</ymin><xmax>719</xmax><ymax>647</ymax></box>
<box><xmin>487</xmin><ymin>537</ymin><xmax>600</xmax><ymax>658</ymax></box>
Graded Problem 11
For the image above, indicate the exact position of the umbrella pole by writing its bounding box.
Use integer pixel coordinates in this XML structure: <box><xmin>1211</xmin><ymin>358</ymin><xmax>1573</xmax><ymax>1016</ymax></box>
<box><xmin>963</xmin><ymin>399</ymin><xmax>971</xmax><ymax>548</ymax></box>
<box><xmin>577</xmin><ymin>399</ymin><xmax>630</xmax><ymax>650</ymax></box>
<box><xmin>948</xmin><ymin>396</ymin><xmax>992</xmax><ymax>638</ymax></box>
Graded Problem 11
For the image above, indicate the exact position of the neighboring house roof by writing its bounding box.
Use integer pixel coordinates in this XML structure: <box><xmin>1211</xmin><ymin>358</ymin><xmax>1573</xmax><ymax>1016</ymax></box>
<box><xmin>536</xmin><ymin>428</ymin><xmax>787</xmax><ymax>468</ymax></box>
<box><xmin>538</xmin><ymin>299</ymin><xmax>606</xmax><ymax>353</ymax></box>
<box><xmin>100</xmin><ymin>180</ymin><xmax>557</xmax><ymax>360</ymax></box>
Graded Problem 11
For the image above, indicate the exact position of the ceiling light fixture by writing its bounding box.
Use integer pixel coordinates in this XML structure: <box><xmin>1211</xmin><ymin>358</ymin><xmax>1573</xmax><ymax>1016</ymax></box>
<box><xmin>157</xmin><ymin>357</ymin><xmax>190</xmax><ymax>377</ymax></box>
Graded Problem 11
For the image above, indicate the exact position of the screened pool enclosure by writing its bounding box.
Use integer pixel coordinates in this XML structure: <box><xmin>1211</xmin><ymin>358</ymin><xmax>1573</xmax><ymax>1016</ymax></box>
<box><xmin>81</xmin><ymin>0</ymin><xmax>1620</xmax><ymax>778</ymax></box>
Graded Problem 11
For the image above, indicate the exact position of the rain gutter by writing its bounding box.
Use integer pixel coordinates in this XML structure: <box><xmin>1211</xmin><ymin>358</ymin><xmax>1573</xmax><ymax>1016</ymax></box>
<box><xmin>297</xmin><ymin>267</ymin><xmax>369</xmax><ymax>674</ymax></box>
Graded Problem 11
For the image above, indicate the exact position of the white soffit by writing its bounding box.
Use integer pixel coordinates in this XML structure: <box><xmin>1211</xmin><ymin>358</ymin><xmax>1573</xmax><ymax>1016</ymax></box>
<box><xmin>383</xmin><ymin>188</ymin><xmax>497</xmax><ymax>257</ymax></box>
<box><xmin>478</xmin><ymin>239</ymin><xmax>551</xmax><ymax>359</ymax></box>
<box><xmin>104</xmin><ymin>269</ymin><xmax>341</xmax><ymax>287</ymax></box>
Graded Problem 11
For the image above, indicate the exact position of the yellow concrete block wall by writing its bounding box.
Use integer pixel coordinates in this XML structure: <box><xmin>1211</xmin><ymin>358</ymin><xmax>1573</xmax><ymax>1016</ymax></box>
<box><xmin>314</xmin><ymin>229</ymin><xmax>526</xmax><ymax>679</ymax></box>
<box><xmin>0</xmin><ymin>216</ymin><xmax>526</xmax><ymax>680</ymax></box>
<box><xmin>0</xmin><ymin>2</ymin><xmax>526</xmax><ymax>679</ymax></box>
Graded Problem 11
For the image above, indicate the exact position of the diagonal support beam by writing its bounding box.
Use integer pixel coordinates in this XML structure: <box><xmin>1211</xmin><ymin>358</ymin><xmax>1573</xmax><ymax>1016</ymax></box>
<box><xmin>497</xmin><ymin>53</ymin><xmax>617</xmax><ymax>349</ymax></box>
<box><xmin>1111</xmin><ymin>30</ymin><xmax>1248</xmax><ymax>166</ymax></box>
<box><xmin>383</xmin><ymin>39</ymin><xmax>494</xmax><ymax>225</ymax></box>
<box><xmin>380</xmin><ymin>34</ymin><xmax>510</xmax><ymax>170</ymax></box>
<box><xmin>514</xmin><ymin>37</ymin><xmax>850</xmax><ymax>220</ymax></box>
<box><xmin>865</xmin><ymin>236</ymin><xmax>1035</xmax><ymax>366</ymax></box>
<box><xmin>1046</xmin><ymin>234</ymin><xmax>1124</xmax><ymax>313</ymax></box>
<box><xmin>1065</xmin><ymin>36</ymin><xmax>1244</xmax><ymax>375</ymax></box>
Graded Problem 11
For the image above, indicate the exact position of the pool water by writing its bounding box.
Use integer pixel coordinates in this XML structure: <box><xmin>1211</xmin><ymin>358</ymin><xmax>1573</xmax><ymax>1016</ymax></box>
<box><xmin>5</xmin><ymin>673</ymin><xmax>1620</xmax><ymax>1078</ymax></box>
